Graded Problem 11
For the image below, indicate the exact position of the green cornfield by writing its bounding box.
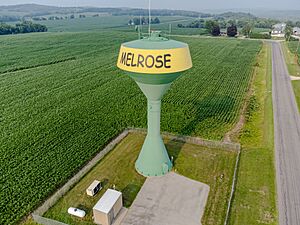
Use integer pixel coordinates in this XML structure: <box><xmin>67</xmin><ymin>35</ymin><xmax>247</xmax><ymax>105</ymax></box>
<box><xmin>0</xmin><ymin>30</ymin><xmax>261</xmax><ymax>224</ymax></box>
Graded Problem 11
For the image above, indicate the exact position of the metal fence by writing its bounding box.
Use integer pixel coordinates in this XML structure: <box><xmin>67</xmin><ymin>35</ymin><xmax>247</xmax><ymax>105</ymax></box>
<box><xmin>32</xmin><ymin>214</ymin><xmax>68</xmax><ymax>225</ymax></box>
<box><xmin>128</xmin><ymin>128</ymin><xmax>241</xmax><ymax>152</ymax></box>
<box><xmin>32</xmin><ymin>130</ymin><xmax>129</xmax><ymax>216</ymax></box>
<box><xmin>32</xmin><ymin>128</ymin><xmax>241</xmax><ymax>225</ymax></box>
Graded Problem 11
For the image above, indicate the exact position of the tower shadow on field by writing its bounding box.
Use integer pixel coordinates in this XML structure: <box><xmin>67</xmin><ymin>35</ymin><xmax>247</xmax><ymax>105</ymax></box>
<box><xmin>163</xmin><ymin>94</ymin><xmax>236</xmax><ymax>165</ymax></box>
<box><xmin>165</xmin><ymin>138</ymin><xmax>185</xmax><ymax>167</ymax></box>
<box><xmin>179</xmin><ymin>94</ymin><xmax>236</xmax><ymax>136</ymax></box>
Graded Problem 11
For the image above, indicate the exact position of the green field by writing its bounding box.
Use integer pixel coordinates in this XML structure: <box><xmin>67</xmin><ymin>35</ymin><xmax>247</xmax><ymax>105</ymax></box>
<box><xmin>0</xmin><ymin>29</ymin><xmax>261</xmax><ymax>224</ymax></box>
<box><xmin>43</xmin><ymin>133</ymin><xmax>237</xmax><ymax>225</ymax></box>
<box><xmin>292</xmin><ymin>80</ymin><xmax>300</xmax><ymax>111</ymax></box>
<box><xmin>229</xmin><ymin>43</ymin><xmax>277</xmax><ymax>224</ymax></box>
<box><xmin>36</xmin><ymin>15</ymin><xmax>197</xmax><ymax>34</ymax></box>
<box><xmin>283</xmin><ymin>41</ymin><xmax>300</xmax><ymax>76</ymax></box>
<box><xmin>287</xmin><ymin>41</ymin><xmax>300</xmax><ymax>111</ymax></box>
<box><xmin>287</xmin><ymin>41</ymin><xmax>300</xmax><ymax>63</ymax></box>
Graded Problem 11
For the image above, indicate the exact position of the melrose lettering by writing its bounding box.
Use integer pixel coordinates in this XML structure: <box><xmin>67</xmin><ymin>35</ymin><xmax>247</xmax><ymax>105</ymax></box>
<box><xmin>120</xmin><ymin>52</ymin><xmax>171</xmax><ymax>69</ymax></box>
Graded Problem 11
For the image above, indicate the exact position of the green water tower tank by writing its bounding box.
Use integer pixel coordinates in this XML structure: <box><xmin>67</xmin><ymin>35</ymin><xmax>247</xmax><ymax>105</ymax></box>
<box><xmin>117</xmin><ymin>31</ymin><xmax>192</xmax><ymax>177</ymax></box>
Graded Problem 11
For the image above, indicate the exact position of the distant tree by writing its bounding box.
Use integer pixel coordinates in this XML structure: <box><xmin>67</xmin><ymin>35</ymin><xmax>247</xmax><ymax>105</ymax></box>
<box><xmin>285</xmin><ymin>25</ymin><xmax>293</xmax><ymax>41</ymax></box>
<box><xmin>79</xmin><ymin>14</ymin><xmax>86</xmax><ymax>18</ymax></box>
<box><xmin>242</xmin><ymin>23</ymin><xmax>252</xmax><ymax>37</ymax></box>
<box><xmin>153</xmin><ymin>17</ymin><xmax>160</xmax><ymax>24</ymax></box>
<box><xmin>0</xmin><ymin>21</ymin><xmax>48</xmax><ymax>35</ymax></box>
<box><xmin>237</xmin><ymin>20</ymin><xmax>247</xmax><ymax>28</ymax></box>
<box><xmin>177</xmin><ymin>23</ymin><xmax>184</xmax><ymax>28</ymax></box>
<box><xmin>0</xmin><ymin>23</ymin><xmax>14</xmax><ymax>35</ymax></box>
<box><xmin>205</xmin><ymin>20</ymin><xmax>220</xmax><ymax>36</ymax></box>
<box><xmin>286</xmin><ymin>20</ymin><xmax>295</xmax><ymax>28</ymax></box>
<box><xmin>0</xmin><ymin>15</ymin><xmax>20</xmax><ymax>23</ymax></box>
<box><xmin>32</xmin><ymin>17</ymin><xmax>42</xmax><ymax>21</ymax></box>
<box><xmin>180</xmin><ymin>19</ymin><xmax>205</xmax><ymax>28</ymax></box>
<box><xmin>70</xmin><ymin>14</ymin><xmax>75</xmax><ymax>19</ymax></box>
<box><xmin>227</xmin><ymin>20</ymin><xmax>236</xmax><ymax>27</ymax></box>
<box><xmin>130</xmin><ymin>17</ymin><xmax>157</xmax><ymax>25</ymax></box>
<box><xmin>227</xmin><ymin>24</ymin><xmax>238</xmax><ymax>37</ymax></box>
<box><xmin>211</xmin><ymin>25</ymin><xmax>221</xmax><ymax>36</ymax></box>
<box><xmin>205</xmin><ymin>20</ymin><xmax>214</xmax><ymax>32</ymax></box>
<box><xmin>218</xmin><ymin>19</ymin><xmax>227</xmax><ymax>29</ymax></box>
<box><xmin>132</xmin><ymin>18</ymin><xmax>139</xmax><ymax>25</ymax></box>
<box><xmin>141</xmin><ymin>17</ymin><xmax>147</xmax><ymax>25</ymax></box>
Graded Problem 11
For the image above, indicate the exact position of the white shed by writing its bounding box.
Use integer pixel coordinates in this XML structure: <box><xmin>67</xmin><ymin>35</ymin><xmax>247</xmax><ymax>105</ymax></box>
<box><xmin>93</xmin><ymin>189</ymin><xmax>123</xmax><ymax>225</ymax></box>
<box><xmin>86</xmin><ymin>180</ymin><xmax>102</xmax><ymax>196</ymax></box>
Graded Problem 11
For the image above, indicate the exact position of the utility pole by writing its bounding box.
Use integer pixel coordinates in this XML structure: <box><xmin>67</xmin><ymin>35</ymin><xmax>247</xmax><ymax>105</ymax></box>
<box><xmin>296</xmin><ymin>38</ymin><xmax>300</xmax><ymax>75</ymax></box>
<box><xmin>296</xmin><ymin>38</ymin><xmax>300</xmax><ymax>57</ymax></box>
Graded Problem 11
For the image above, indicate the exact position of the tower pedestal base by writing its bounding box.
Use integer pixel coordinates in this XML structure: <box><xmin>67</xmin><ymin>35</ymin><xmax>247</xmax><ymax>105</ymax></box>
<box><xmin>135</xmin><ymin>135</ymin><xmax>172</xmax><ymax>177</ymax></box>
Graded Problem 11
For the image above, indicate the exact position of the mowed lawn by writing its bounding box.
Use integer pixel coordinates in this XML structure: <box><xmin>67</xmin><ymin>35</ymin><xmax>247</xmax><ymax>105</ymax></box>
<box><xmin>292</xmin><ymin>80</ymin><xmax>300</xmax><ymax>111</ymax></box>
<box><xmin>287</xmin><ymin>40</ymin><xmax>300</xmax><ymax>66</ymax></box>
<box><xmin>283</xmin><ymin>41</ymin><xmax>300</xmax><ymax>76</ymax></box>
<box><xmin>0</xmin><ymin>31</ymin><xmax>261</xmax><ymax>224</ymax></box>
<box><xmin>229</xmin><ymin>44</ymin><xmax>277</xmax><ymax>224</ymax></box>
<box><xmin>43</xmin><ymin>133</ymin><xmax>237</xmax><ymax>225</ymax></box>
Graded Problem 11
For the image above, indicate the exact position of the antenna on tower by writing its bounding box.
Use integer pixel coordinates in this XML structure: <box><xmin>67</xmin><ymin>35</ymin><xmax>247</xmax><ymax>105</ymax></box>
<box><xmin>139</xmin><ymin>15</ymin><xmax>142</xmax><ymax>39</ymax></box>
<box><xmin>148</xmin><ymin>0</ymin><xmax>151</xmax><ymax>36</ymax></box>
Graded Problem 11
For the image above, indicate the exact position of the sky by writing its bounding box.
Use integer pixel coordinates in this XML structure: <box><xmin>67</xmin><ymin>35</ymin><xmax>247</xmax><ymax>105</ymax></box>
<box><xmin>0</xmin><ymin>0</ymin><xmax>299</xmax><ymax>11</ymax></box>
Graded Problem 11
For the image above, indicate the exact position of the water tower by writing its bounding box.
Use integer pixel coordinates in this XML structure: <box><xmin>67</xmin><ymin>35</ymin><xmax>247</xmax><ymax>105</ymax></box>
<box><xmin>117</xmin><ymin>31</ymin><xmax>192</xmax><ymax>177</ymax></box>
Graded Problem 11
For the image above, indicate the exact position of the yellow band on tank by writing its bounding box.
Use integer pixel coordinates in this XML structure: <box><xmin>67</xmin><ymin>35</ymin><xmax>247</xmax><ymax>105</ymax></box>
<box><xmin>117</xmin><ymin>45</ymin><xmax>192</xmax><ymax>74</ymax></box>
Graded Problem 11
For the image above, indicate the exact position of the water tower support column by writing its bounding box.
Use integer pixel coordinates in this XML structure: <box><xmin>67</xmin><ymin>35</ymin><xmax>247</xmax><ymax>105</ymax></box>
<box><xmin>135</xmin><ymin>82</ymin><xmax>173</xmax><ymax>177</ymax></box>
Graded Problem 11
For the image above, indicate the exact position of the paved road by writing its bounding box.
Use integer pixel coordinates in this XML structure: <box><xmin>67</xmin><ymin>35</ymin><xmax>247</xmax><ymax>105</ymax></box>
<box><xmin>272</xmin><ymin>41</ymin><xmax>300</xmax><ymax>225</ymax></box>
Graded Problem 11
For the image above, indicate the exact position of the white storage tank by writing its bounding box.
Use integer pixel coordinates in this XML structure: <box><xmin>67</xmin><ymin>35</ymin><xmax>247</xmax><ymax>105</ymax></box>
<box><xmin>67</xmin><ymin>207</ymin><xmax>86</xmax><ymax>218</ymax></box>
<box><xmin>93</xmin><ymin>189</ymin><xmax>123</xmax><ymax>225</ymax></box>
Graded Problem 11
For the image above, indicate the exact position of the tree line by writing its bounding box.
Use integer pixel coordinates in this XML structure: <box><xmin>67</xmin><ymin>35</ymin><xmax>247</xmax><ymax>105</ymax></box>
<box><xmin>128</xmin><ymin>17</ymin><xmax>160</xmax><ymax>26</ymax></box>
<box><xmin>178</xmin><ymin>19</ymin><xmax>238</xmax><ymax>37</ymax></box>
<box><xmin>284</xmin><ymin>21</ymin><xmax>300</xmax><ymax>41</ymax></box>
<box><xmin>0</xmin><ymin>21</ymin><xmax>47</xmax><ymax>35</ymax></box>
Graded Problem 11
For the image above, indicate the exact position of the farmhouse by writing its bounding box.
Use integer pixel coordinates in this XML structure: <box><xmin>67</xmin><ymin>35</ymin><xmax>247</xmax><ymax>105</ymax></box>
<box><xmin>271</xmin><ymin>23</ymin><xmax>286</xmax><ymax>37</ymax></box>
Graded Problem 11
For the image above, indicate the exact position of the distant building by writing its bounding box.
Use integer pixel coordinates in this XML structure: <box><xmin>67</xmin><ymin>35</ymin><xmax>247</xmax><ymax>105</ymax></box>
<box><xmin>271</xmin><ymin>23</ymin><xmax>286</xmax><ymax>37</ymax></box>
<box><xmin>293</xmin><ymin>27</ymin><xmax>300</xmax><ymax>36</ymax></box>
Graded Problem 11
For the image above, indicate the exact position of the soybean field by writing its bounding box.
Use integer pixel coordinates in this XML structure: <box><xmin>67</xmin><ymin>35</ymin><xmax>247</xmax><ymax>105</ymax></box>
<box><xmin>0</xmin><ymin>31</ymin><xmax>261</xmax><ymax>224</ymax></box>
